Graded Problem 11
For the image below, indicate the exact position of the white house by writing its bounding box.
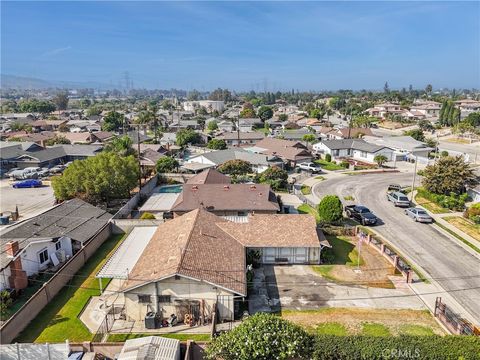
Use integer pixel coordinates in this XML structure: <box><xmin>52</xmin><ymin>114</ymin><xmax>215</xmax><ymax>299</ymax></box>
<box><xmin>183</xmin><ymin>100</ymin><xmax>225</xmax><ymax>113</ymax></box>
<box><xmin>0</xmin><ymin>199</ymin><xmax>112</xmax><ymax>291</ymax></box>
<box><xmin>313</xmin><ymin>139</ymin><xmax>394</xmax><ymax>163</ymax></box>
<box><xmin>363</xmin><ymin>135</ymin><xmax>434</xmax><ymax>163</ymax></box>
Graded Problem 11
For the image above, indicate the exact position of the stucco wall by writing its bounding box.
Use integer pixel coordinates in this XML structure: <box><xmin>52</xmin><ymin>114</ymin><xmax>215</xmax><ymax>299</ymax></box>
<box><xmin>124</xmin><ymin>276</ymin><xmax>235</xmax><ymax>323</ymax></box>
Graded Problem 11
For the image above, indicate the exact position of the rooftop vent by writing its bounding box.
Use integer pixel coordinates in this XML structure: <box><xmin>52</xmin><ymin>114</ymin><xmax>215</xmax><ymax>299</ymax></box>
<box><xmin>191</xmin><ymin>185</ymin><xmax>198</xmax><ymax>191</ymax></box>
<box><xmin>250</xmin><ymin>185</ymin><xmax>256</xmax><ymax>190</ymax></box>
<box><xmin>223</xmin><ymin>185</ymin><xmax>230</xmax><ymax>190</ymax></box>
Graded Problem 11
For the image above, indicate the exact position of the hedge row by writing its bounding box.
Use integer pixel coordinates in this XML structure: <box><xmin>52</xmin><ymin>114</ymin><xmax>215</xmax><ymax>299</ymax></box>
<box><xmin>312</xmin><ymin>335</ymin><xmax>480</xmax><ymax>360</ymax></box>
<box><xmin>416</xmin><ymin>187</ymin><xmax>468</xmax><ymax>211</ymax></box>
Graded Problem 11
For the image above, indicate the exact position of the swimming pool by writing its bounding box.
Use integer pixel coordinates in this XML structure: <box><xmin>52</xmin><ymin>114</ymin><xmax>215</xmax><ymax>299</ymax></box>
<box><xmin>158</xmin><ymin>185</ymin><xmax>183</xmax><ymax>193</ymax></box>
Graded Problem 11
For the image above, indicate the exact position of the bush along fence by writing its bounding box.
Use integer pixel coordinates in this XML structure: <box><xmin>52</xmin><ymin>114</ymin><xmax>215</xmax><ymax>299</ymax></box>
<box><xmin>355</xmin><ymin>227</ymin><xmax>413</xmax><ymax>283</ymax></box>
<box><xmin>434</xmin><ymin>297</ymin><xmax>480</xmax><ymax>336</ymax></box>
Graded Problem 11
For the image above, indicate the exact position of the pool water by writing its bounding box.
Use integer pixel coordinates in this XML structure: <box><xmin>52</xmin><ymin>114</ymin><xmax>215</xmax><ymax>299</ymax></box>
<box><xmin>158</xmin><ymin>185</ymin><xmax>183</xmax><ymax>193</ymax></box>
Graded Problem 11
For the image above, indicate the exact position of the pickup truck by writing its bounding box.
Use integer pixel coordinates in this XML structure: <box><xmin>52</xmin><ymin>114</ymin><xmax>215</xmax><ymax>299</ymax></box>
<box><xmin>345</xmin><ymin>205</ymin><xmax>378</xmax><ymax>225</ymax></box>
<box><xmin>297</xmin><ymin>162</ymin><xmax>322</xmax><ymax>173</ymax></box>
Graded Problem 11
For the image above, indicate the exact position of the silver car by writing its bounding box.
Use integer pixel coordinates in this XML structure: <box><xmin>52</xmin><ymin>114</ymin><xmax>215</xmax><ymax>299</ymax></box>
<box><xmin>387</xmin><ymin>191</ymin><xmax>410</xmax><ymax>207</ymax></box>
<box><xmin>405</xmin><ymin>208</ymin><xmax>433</xmax><ymax>223</ymax></box>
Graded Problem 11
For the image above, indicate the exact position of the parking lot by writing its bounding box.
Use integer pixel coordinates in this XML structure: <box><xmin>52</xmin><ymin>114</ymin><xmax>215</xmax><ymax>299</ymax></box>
<box><xmin>249</xmin><ymin>265</ymin><xmax>424</xmax><ymax>314</ymax></box>
<box><xmin>0</xmin><ymin>179</ymin><xmax>55</xmax><ymax>222</ymax></box>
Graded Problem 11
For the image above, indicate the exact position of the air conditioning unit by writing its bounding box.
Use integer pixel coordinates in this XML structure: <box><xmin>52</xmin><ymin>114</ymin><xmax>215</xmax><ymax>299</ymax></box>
<box><xmin>55</xmin><ymin>249</ymin><xmax>66</xmax><ymax>263</ymax></box>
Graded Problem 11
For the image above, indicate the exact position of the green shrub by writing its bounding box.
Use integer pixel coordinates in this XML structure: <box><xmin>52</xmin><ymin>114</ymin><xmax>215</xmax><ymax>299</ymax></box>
<box><xmin>464</xmin><ymin>203</ymin><xmax>480</xmax><ymax>224</ymax></box>
<box><xmin>206</xmin><ymin>313</ymin><xmax>312</xmax><ymax>360</ymax></box>
<box><xmin>312</xmin><ymin>335</ymin><xmax>480</xmax><ymax>360</ymax></box>
<box><xmin>325</xmin><ymin>153</ymin><xmax>332</xmax><ymax>162</ymax></box>
<box><xmin>317</xmin><ymin>195</ymin><xmax>343</xmax><ymax>224</ymax></box>
<box><xmin>140</xmin><ymin>212</ymin><xmax>156</xmax><ymax>220</ymax></box>
<box><xmin>259</xmin><ymin>166</ymin><xmax>288</xmax><ymax>190</ymax></box>
<box><xmin>340</xmin><ymin>161</ymin><xmax>350</xmax><ymax>168</ymax></box>
<box><xmin>417</xmin><ymin>188</ymin><xmax>467</xmax><ymax>211</ymax></box>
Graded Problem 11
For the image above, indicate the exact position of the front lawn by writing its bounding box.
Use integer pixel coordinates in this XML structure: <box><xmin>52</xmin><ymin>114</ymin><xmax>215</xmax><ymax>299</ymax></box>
<box><xmin>297</xmin><ymin>204</ymin><xmax>320</xmax><ymax>223</ymax></box>
<box><xmin>300</xmin><ymin>185</ymin><xmax>311</xmax><ymax>195</ymax></box>
<box><xmin>443</xmin><ymin>216</ymin><xmax>480</xmax><ymax>242</ymax></box>
<box><xmin>316</xmin><ymin>322</ymin><xmax>348</xmax><ymax>336</ymax></box>
<box><xmin>107</xmin><ymin>333</ymin><xmax>211</xmax><ymax>342</ymax></box>
<box><xmin>16</xmin><ymin>234</ymin><xmax>125</xmax><ymax>343</ymax></box>
<box><xmin>415</xmin><ymin>194</ymin><xmax>450</xmax><ymax>214</ymax></box>
<box><xmin>314</xmin><ymin>159</ymin><xmax>344</xmax><ymax>171</ymax></box>
<box><xmin>361</xmin><ymin>323</ymin><xmax>391</xmax><ymax>336</ymax></box>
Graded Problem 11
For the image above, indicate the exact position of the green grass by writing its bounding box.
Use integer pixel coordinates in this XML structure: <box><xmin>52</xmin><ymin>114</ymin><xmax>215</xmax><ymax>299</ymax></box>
<box><xmin>434</xmin><ymin>222</ymin><xmax>480</xmax><ymax>254</ymax></box>
<box><xmin>343</xmin><ymin>195</ymin><xmax>355</xmax><ymax>201</ymax></box>
<box><xmin>107</xmin><ymin>333</ymin><xmax>211</xmax><ymax>342</ymax></box>
<box><xmin>297</xmin><ymin>204</ymin><xmax>320</xmax><ymax>223</ymax></box>
<box><xmin>314</xmin><ymin>176</ymin><xmax>325</xmax><ymax>180</ymax></box>
<box><xmin>443</xmin><ymin>216</ymin><xmax>480</xmax><ymax>242</ymax></box>
<box><xmin>326</xmin><ymin>235</ymin><xmax>364</xmax><ymax>266</ymax></box>
<box><xmin>399</xmin><ymin>324</ymin><xmax>435</xmax><ymax>336</ymax></box>
<box><xmin>316</xmin><ymin>322</ymin><xmax>348</xmax><ymax>336</ymax></box>
<box><xmin>414</xmin><ymin>194</ymin><xmax>450</xmax><ymax>214</ymax></box>
<box><xmin>301</xmin><ymin>185</ymin><xmax>311</xmax><ymax>195</ymax></box>
<box><xmin>361</xmin><ymin>323</ymin><xmax>391</xmax><ymax>336</ymax></box>
<box><xmin>16</xmin><ymin>234</ymin><xmax>126</xmax><ymax>343</ymax></box>
<box><xmin>314</xmin><ymin>159</ymin><xmax>344</xmax><ymax>171</ymax></box>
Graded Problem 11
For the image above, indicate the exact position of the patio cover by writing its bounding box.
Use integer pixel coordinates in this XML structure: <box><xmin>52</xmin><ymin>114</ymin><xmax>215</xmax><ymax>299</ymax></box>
<box><xmin>96</xmin><ymin>226</ymin><xmax>157</xmax><ymax>279</ymax></box>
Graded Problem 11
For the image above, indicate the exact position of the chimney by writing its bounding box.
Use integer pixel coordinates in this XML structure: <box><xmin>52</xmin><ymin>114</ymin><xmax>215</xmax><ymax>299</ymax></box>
<box><xmin>5</xmin><ymin>241</ymin><xmax>19</xmax><ymax>257</ymax></box>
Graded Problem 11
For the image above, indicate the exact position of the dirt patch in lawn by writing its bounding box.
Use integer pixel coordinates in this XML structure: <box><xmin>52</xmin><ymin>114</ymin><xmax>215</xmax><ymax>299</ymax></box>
<box><xmin>378</xmin><ymin>121</ymin><xmax>412</xmax><ymax>130</ymax></box>
<box><xmin>283</xmin><ymin>308</ymin><xmax>444</xmax><ymax>336</ymax></box>
<box><xmin>313</xmin><ymin>236</ymin><xmax>398</xmax><ymax>288</ymax></box>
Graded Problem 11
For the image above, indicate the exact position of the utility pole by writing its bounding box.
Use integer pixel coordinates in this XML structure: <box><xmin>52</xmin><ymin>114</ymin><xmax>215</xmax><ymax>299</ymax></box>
<box><xmin>130</xmin><ymin>124</ymin><xmax>143</xmax><ymax>191</ymax></box>
<box><xmin>410</xmin><ymin>154</ymin><xmax>418</xmax><ymax>201</ymax></box>
<box><xmin>237</xmin><ymin>117</ymin><xmax>240</xmax><ymax>147</ymax></box>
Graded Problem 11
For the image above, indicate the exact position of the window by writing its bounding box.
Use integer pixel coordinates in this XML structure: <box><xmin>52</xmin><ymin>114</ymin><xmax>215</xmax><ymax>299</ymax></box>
<box><xmin>38</xmin><ymin>248</ymin><xmax>49</xmax><ymax>264</ymax></box>
<box><xmin>55</xmin><ymin>241</ymin><xmax>62</xmax><ymax>251</ymax></box>
<box><xmin>360</xmin><ymin>151</ymin><xmax>367</xmax><ymax>158</ymax></box>
<box><xmin>158</xmin><ymin>295</ymin><xmax>171</xmax><ymax>303</ymax></box>
<box><xmin>333</xmin><ymin>150</ymin><xmax>339</xmax><ymax>156</ymax></box>
<box><xmin>237</xmin><ymin>211</ymin><xmax>247</xmax><ymax>216</ymax></box>
<box><xmin>138</xmin><ymin>295</ymin><xmax>151</xmax><ymax>303</ymax></box>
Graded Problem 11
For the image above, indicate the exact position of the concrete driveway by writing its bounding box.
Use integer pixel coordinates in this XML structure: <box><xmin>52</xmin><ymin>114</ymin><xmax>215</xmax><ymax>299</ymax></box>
<box><xmin>313</xmin><ymin>172</ymin><xmax>480</xmax><ymax>323</ymax></box>
<box><xmin>249</xmin><ymin>265</ymin><xmax>425</xmax><ymax>314</ymax></box>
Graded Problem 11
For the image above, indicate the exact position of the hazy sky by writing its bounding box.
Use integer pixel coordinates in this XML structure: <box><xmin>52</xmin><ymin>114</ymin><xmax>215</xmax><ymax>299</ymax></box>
<box><xmin>2</xmin><ymin>1</ymin><xmax>479</xmax><ymax>91</ymax></box>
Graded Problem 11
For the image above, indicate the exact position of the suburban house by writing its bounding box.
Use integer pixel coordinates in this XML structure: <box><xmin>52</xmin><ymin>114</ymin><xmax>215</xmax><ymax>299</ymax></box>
<box><xmin>313</xmin><ymin>139</ymin><xmax>394</xmax><ymax>163</ymax></box>
<box><xmin>410</xmin><ymin>103</ymin><xmax>441</xmax><ymax>118</ymax></box>
<box><xmin>317</xmin><ymin>127</ymin><xmax>374</xmax><ymax>140</ymax></box>
<box><xmin>366</xmin><ymin>103</ymin><xmax>402</xmax><ymax>118</ymax></box>
<box><xmin>98</xmin><ymin>208</ymin><xmax>327</xmax><ymax>324</ymax></box>
<box><xmin>186</xmin><ymin>168</ymin><xmax>231</xmax><ymax>185</ymax></box>
<box><xmin>183</xmin><ymin>100</ymin><xmax>225</xmax><ymax>112</ymax></box>
<box><xmin>170</xmin><ymin>183</ymin><xmax>280</xmax><ymax>216</ymax></box>
<box><xmin>30</xmin><ymin>119</ymin><xmax>68</xmax><ymax>132</ymax></box>
<box><xmin>216</xmin><ymin>132</ymin><xmax>265</xmax><ymax>146</ymax></box>
<box><xmin>185</xmin><ymin>148</ymin><xmax>283</xmax><ymax>173</ymax></box>
<box><xmin>362</xmin><ymin>135</ymin><xmax>434</xmax><ymax>163</ymax></box>
<box><xmin>246</xmin><ymin>137</ymin><xmax>313</xmax><ymax>167</ymax></box>
<box><xmin>0</xmin><ymin>199</ymin><xmax>112</xmax><ymax>291</ymax></box>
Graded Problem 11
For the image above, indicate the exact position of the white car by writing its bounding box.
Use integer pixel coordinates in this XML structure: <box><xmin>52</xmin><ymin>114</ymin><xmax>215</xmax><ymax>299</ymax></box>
<box><xmin>297</xmin><ymin>162</ymin><xmax>322</xmax><ymax>173</ymax></box>
<box><xmin>405</xmin><ymin>208</ymin><xmax>434</xmax><ymax>223</ymax></box>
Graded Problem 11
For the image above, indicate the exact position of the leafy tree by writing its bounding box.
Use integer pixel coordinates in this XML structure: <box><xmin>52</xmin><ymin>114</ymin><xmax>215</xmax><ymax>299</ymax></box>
<box><xmin>383</xmin><ymin>81</ymin><xmax>390</xmax><ymax>93</ymax></box>
<box><xmin>207</xmin><ymin>120</ymin><xmax>218</xmax><ymax>132</ymax></box>
<box><xmin>352</xmin><ymin>115</ymin><xmax>375</xmax><ymax>128</ymax></box>
<box><xmin>0</xmin><ymin>290</ymin><xmax>13</xmax><ymax>317</ymax></box>
<box><xmin>86</xmin><ymin>105</ymin><xmax>102</xmax><ymax>117</ymax></box>
<box><xmin>208</xmin><ymin>88</ymin><xmax>233</xmax><ymax>102</ymax></box>
<box><xmin>187</xmin><ymin>89</ymin><xmax>201</xmax><ymax>101</ymax></box>
<box><xmin>278</xmin><ymin>113</ymin><xmax>288</xmax><ymax>121</ymax></box>
<box><xmin>325</xmin><ymin>153</ymin><xmax>332</xmax><ymax>162</ymax></box>
<box><xmin>259</xmin><ymin>166</ymin><xmax>288</xmax><ymax>190</ymax></box>
<box><xmin>52</xmin><ymin>152</ymin><xmax>138</xmax><ymax>204</ymax></box>
<box><xmin>240</xmin><ymin>107</ymin><xmax>256</xmax><ymax>118</ymax></box>
<box><xmin>422</xmin><ymin>156</ymin><xmax>475</xmax><ymax>195</ymax></box>
<box><xmin>155</xmin><ymin>156</ymin><xmax>178</xmax><ymax>173</ymax></box>
<box><xmin>309</xmin><ymin>108</ymin><xmax>325</xmax><ymax>120</ymax></box>
<box><xmin>52</xmin><ymin>91</ymin><xmax>69</xmax><ymax>111</ymax></box>
<box><xmin>257</xmin><ymin>106</ymin><xmax>274</xmax><ymax>122</ymax></box>
<box><xmin>424</xmin><ymin>138</ymin><xmax>438</xmax><ymax>149</ymax></box>
<box><xmin>464</xmin><ymin>112</ymin><xmax>480</xmax><ymax>127</ymax></box>
<box><xmin>404</xmin><ymin>128</ymin><xmax>425</xmax><ymax>142</ymax></box>
<box><xmin>218</xmin><ymin>159</ymin><xmax>252</xmax><ymax>176</ymax></box>
<box><xmin>207</xmin><ymin>139</ymin><xmax>227</xmax><ymax>150</ymax></box>
<box><xmin>176</xmin><ymin>128</ymin><xmax>202</xmax><ymax>146</ymax></box>
<box><xmin>205</xmin><ymin>313</ymin><xmax>311</xmax><ymax>360</ymax></box>
<box><xmin>425</xmin><ymin>84</ymin><xmax>433</xmax><ymax>95</ymax></box>
<box><xmin>45</xmin><ymin>135</ymin><xmax>71</xmax><ymax>146</ymax></box>
<box><xmin>302</xmin><ymin>134</ymin><xmax>317</xmax><ymax>144</ymax></box>
<box><xmin>104</xmin><ymin>135</ymin><xmax>136</xmax><ymax>157</ymax></box>
<box><xmin>374</xmin><ymin>154</ymin><xmax>388</xmax><ymax>167</ymax></box>
<box><xmin>18</xmin><ymin>99</ymin><xmax>56</xmax><ymax>115</ymax></box>
<box><xmin>102</xmin><ymin>111</ymin><xmax>124</xmax><ymax>132</ymax></box>
<box><xmin>418</xmin><ymin>119</ymin><xmax>434</xmax><ymax>132</ymax></box>
<box><xmin>317</xmin><ymin>195</ymin><xmax>343</xmax><ymax>224</ymax></box>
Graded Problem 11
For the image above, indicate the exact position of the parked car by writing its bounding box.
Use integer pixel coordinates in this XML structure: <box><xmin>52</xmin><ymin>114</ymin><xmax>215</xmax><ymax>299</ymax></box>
<box><xmin>36</xmin><ymin>168</ymin><xmax>51</xmax><ymax>177</ymax></box>
<box><xmin>12</xmin><ymin>179</ymin><xmax>43</xmax><ymax>188</ymax></box>
<box><xmin>344</xmin><ymin>205</ymin><xmax>378</xmax><ymax>225</ymax></box>
<box><xmin>387</xmin><ymin>184</ymin><xmax>402</xmax><ymax>192</ymax></box>
<box><xmin>297</xmin><ymin>162</ymin><xmax>322</xmax><ymax>173</ymax></box>
<box><xmin>387</xmin><ymin>191</ymin><xmax>411</xmax><ymax>207</ymax></box>
<box><xmin>49</xmin><ymin>165</ymin><xmax>65</xmax><ymax>174</ymax></box>
<box><xmin>4</xmin><ymin>168</ymin><xmax>19</xmax><ymax>177</ymax></box>
<box><xmin>405</xmin><ymin>208</ymin><xmax>433</xmax><ymax>223</ymax></box>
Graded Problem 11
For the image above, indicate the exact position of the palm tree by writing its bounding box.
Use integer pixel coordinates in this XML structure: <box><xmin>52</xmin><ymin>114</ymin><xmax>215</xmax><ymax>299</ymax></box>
<box><xmin>374</xmin><ymin>154</ymin><xmax>388</xmax><ymax>168</ymax></box>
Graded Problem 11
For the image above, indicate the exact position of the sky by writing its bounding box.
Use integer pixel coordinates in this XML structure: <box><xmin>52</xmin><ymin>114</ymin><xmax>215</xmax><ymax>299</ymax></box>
<box><xmin>1</xmin><ymin>1</ymin><xmax>479</xmax><ymax>91</ymax></box>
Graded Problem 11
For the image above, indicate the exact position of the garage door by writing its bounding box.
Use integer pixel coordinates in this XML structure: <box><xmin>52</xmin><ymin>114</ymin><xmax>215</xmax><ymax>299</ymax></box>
<box><xmin>294</xmin><ymin>248</ymin><xmax>308</xmax><ymax>263</ymax></box>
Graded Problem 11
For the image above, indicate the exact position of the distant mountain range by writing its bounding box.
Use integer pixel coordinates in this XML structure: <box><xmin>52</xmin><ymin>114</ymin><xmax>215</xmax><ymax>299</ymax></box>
<box><xmin>1</xmin><ymin>74</ymin><xmax>115</xmax><ymax>90</ymax></box>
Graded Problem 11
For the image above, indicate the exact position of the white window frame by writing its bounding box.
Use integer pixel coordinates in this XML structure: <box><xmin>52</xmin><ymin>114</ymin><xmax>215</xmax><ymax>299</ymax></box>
<box><xmin>55</xmin><ymin>241</ymin><xmax>62</xmax><ymax>251</ymax></box>
<box><xmin>38</xmin><ymin>248</ymin><xmax>49</xmax><ymax>264</ymax></box>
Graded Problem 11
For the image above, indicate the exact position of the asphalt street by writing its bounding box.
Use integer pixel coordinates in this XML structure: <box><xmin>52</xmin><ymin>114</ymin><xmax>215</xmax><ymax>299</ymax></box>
<box><xmin>313</xmin><ymin>172</ymin><xmax>480</xmax><ymax>323</ymax></box>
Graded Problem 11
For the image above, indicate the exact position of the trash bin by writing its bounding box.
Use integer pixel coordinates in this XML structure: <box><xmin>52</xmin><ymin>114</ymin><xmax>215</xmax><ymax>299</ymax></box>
<box><xmin>145</xmin><ymin>311</ymin><xmax>158</xmax><ymax>329</ymax></box>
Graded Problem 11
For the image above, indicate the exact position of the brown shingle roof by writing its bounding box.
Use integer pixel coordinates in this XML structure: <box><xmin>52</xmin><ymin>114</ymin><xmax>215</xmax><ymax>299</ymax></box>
<box><xmin>186</xmin><ymin>169</ymin><xmax>231</xmax><ymax>185</ymax></box>
<box><xmin>171</xmin><ymin>184</ymin><xmax>279</xmax><ymax>213</ymax></box>
<box><xmin>255</xmin><ymin>137</ymin><xmax>312</xmax><ymax>161</ymax></box>
<box><xmin>218</xmin><ymin>213</ymin><xmax>323</xmax><ymax>248</ymax></box>
<box><xmin>124</xmin><ymin>209</ymin><xmax>246</xmax><ymax>295</ymax></box>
